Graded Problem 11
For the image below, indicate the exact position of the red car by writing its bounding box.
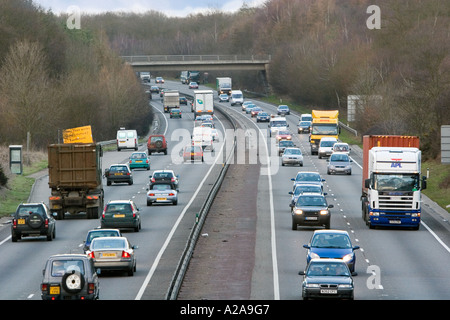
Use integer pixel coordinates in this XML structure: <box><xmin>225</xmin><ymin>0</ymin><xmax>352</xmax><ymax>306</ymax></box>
<box><xmin>182</xmin><ymin>145</ymin><xmax>204</xmax><ymax>162</ymax></box>
<box><xmin>276</xmin><ymin>130</ymin><xmax>292</xmax><ymax>141</ymax></box>
<box><xmin>250</xmin><ymin>107</ymin><xmax>263</xmax><ymax>117</ymax></box>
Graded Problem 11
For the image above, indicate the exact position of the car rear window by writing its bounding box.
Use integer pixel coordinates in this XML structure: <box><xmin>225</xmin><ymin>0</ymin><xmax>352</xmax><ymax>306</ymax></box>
<box><xmin>51</xmin><ymin>260</ymin><xmax>85</xmax><ymax>276</ymax></box>
<box><xmin>87</xmin><ymin>230</ymin><xmax>120</xmax><ymax>242</ymax></box>
<box><xmin>152</xmin><ymin>184</ymin><xmax>173</xmax><ymax>191</ymax></box>
<box><xmin>17</xmin><ymin>205</ymin><xmax>43</xmax><ymax>217</ymax></box>
<box><xmin>153</xmin><ymin>172</ymin><xmax>173</xmax><ymax>179</ymax></box>
<box><xmin>109</xmin><ymin>166</ymin><xmax>128</xmax><ymax>172</ymax></box>
<box><xmin>91</xmin><ymin>239</ymin><xmax>126</xmax><ymax>250</ymax></box>
<box><xmin>105</xmin><ymin>203</ymin><xmax>132</xmax><ymax>213</ymax></box>
<box><xmin>150</xmin><ymin>136</ymin><xmax>163</xmax><ymax>143</ymax></box>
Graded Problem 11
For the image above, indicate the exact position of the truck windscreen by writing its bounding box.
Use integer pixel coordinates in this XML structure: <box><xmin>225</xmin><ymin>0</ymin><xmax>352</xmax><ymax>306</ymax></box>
<box><xmin>373</xmin><ymin>174</ymin><xmax>420</xmax><ymax>192</ymax></box>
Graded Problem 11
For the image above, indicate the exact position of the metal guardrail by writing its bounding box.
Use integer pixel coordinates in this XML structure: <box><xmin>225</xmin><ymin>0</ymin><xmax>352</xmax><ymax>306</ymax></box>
<box><xmin>122</xmin><ymin>54</ymin><xmax>271</xmax><ymax>64</ymax></box>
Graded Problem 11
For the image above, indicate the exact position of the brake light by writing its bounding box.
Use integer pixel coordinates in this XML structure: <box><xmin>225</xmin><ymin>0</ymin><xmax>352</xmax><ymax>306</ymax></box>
<box><xmin>41</xmin><ymin>283</ymin><xmax>48</xmax><ymax>292</ymax></box>
<box><xmin>13</xmin><ymin>219</ymin><xmax>16</xmax><ymax>228</ymax></box>
<box><xmin>88</xmin><ymin>283</ymin><xmax>96</xmax><ymax>294</ymax></box>
<box><xmin>149</xmin><ymin>193</ymin><xmax>155</xmax><ymax>196</ymax></box>
<box><xmin>45</xmin><ymin>219</ymin><xmax>49</xmax><ymax>228</ymax></box>
<box><xmin>88</xmin><ymin>252</ymin><xmax>95</xmax><ymax>258</ymax></box>
<box><xmin>151</xmin><ymin>177</ymin><xmax>155</xmax><ymax>182</ymax></box>
<box><xmin>122</xmin><ymin>251</ymin><xmax>131</xmax><ymax>258</ymax></box>
<box><xmin>169</xmin><ymin>193</ymin><xmax>175</xmax><ymax>196</ymax></box>
<box><xmin>49</xmin><ymin>196</ymin><xmax>61</xmax><ymax>201</ymax></box>
<box><xmin>171</xmin><ymin>177</ymin><xmax>175</xmax><ymax>182</ymax></box>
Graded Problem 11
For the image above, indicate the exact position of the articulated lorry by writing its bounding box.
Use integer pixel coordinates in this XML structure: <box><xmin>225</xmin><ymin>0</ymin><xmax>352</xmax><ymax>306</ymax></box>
<box><xmin>48</xmin><ymin>143</ymin><xmax>104</xmax><ymax>220</ymax></box>
<box><xmin>193</xmin><ymin>90</ymin><xmax>214</xmax><ymax>117</ymax></box>
<box><xmin>309</xmin><ymin>110</ymin><xmax>339</xmax><ymax>155</ymax></box>
<box><xmin>163</xmin><ymin>90</ymin><xmax>180</xmax><ymax>113</ymax></box>
<box><xmin>216</xmin><ymin>77</ymin><xmax>232</xmax><ymax>95</ymax></box>
<box><xmin>361</xmin><ymin>135</ymin><xmax>426</xmax><ymax>230</ymax></box>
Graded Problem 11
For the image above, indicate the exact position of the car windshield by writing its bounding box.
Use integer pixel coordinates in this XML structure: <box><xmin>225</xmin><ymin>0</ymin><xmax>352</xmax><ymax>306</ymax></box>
<box><xmin>279</xmin><ymin>106</ymin><xmax>289</xmax><ymax>110</ymax></box>
<box><xmin>320</xmin><ymin>141</ymin><xmax>336</xmax><ymax>147</ymax></box>
<box><xmin>330</xmin><ymin>154</ymin><xmax>349</xmax><ymax>162</ymax></box>
<box><xmin>285</xmin><ymin>149</ymin><xmax>301</xmax><ymax>155</ymax></box>
<box><xmin>87</xmin><ymin>230</ymin><xmax>120</xmax><ymax>242</ymax></box>
<box><xmin>280</xmin><ymin>141</ymin><xmax>294</xmax><ymax>147</ymax></box>
<box><xmin>271</xmin><ymin>121</ymin><xmax>287</xmax><ymax>127</ymax></box>
<box><xmin>51</xmin><ymin>259</ymin><xmax>85</xmax><ymax>276</ymax></box>
<box><xmin>312</xmin><ymin>124</ymin><xmax>338</xmax><ymax>135</ymax></box>
<box><xmin>295</xmin><ymin>173</ymin><xmax>321</xmax><ymax>182</ymax></box>
<box><xmin>307</xmin><ymin>262</ymin><xmax>350</xmax><ymax>277</ymax></box>
<box><xmin>296</xmin><ymin>196</ymin><xmax>327</xmax><ymax>207</ymax></box>
<box><xmin>259</xmin><ymin>113</ymin><xmax>268</xmax><ymax>116</ymax></box>
<box><xmin>294</xmin><ymin>185</ymin><xmax>321</xmax><ymax>195</ymax></box>
<box><xmin>299</xmin><ymin>121</ymin><xmax>311</xmax><ymax>126</ymax></box>
<box><xmin>152</xmin><ymin>184</ymin><xmax>173</xmax><ymax>191</ymax></box>
<box><xmin>105</xmin><ymin>203</ymin><xmax>132</xmax><ymax>214</ymax></box>
<box><xmin>91</xmin><ymin>239</ymin><xmax>126</xmax><ymax>250</ymax></box>
<box><xmin>278</xmin><ymin>131</ymin><xmax>290</xmax><ymax>135</ymax></box>
<box><xmin>311</xmin><ymin>233</ymin><xmax>352</xmax><ymax>249</ymax></box>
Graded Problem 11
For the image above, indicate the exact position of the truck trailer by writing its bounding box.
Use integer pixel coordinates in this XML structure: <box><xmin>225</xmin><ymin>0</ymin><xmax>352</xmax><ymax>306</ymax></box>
<box><xmin>216</xmin><ymin>77</ymin><xmax>232</xmax><ymax>95</ymax></box>
<box><xmin>48</xmin><ymin>143</ymin><xmax>104</xmax><ymax>220</ymax></box>
<box><xmin>163</xmin><ymin>90</ymin><xmax>180</xmax><ymax>113</ymax></box>
<box><xmin>361</xmin><ymin>135</ymin><xmax>426</xmax><ymax>230</ymax></box>
<box><xmin>309</xmin><ymin>110</ymin><xmax>340</xmax><ymax>155</ymax></box>
<box><xmin>193</xmin><ymin>90</ymin><xmax>214</xmax><ymax>117</ymax></box>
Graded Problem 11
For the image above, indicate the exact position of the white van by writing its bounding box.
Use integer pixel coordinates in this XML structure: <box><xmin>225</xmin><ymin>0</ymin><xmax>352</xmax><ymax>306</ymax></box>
<box><xmin>268</xmin><ymin>117</ymin><xmax>289</xmax><ymax>137</ymax></box>
<box><xmin>300</xmin><ymin>113</ymin><xmax>313</xmax><ymax>122</ymax></box>
<box><xmin>318</xmin><ymin>137</ymin><xmax>337</xmax><ymax>159</ymax></box>
<box><xmin>116</xmin><ymin>129</ymin><xmax>138</xmax><ymax>151</ymax></box>
<box><xmin>230</xmin><ymin>90</ymin><xmax>244</xmax><ymax>106</ymax></box>
<box><xmin>192</xmin><ymin>126</ymin><xmax>214</xmax><ymax>151</ymax></box>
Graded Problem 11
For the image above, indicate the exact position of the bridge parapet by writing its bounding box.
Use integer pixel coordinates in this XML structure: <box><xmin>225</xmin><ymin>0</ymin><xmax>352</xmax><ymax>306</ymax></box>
<box><xmin>122</xmin><ymin>54</ymin><xmax>271</xmax><ymax>64</ymax></box>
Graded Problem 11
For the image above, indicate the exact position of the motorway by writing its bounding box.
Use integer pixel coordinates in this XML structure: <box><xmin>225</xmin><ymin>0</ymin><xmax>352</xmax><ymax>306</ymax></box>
<box><xmin>1</xmin><ymin>79</ymin><xmax>450</xmax><ymax>300</ymax></box>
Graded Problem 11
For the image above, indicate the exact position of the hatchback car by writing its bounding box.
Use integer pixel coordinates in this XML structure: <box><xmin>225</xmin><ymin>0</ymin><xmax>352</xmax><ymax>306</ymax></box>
<box><xmin>241</xmin><ymin>101</ymin><xmax>254</xmax><ymax>112</ymax></box>
<box><xmin>87</xmin><ymin>236</ymin><xmax>137</xmax><ymax>276</ymax></box>
<box><xmin>291</xmin><ymin>193</ymin><xmax>333</xmax><ymax>230</ymax></box>
<box><xmin>299</xmin><ymin>259</ymin><xmax>354</xmax><ymax>300</ymax></box>
<box><xmin>277</xmin><ymin>104</ymin><xmax>290</xmax><ymax>115</ymax></box>
<box><xmin>147</xmin><ymin>182</ymin><xmax>178</xmax><ymax>206</ymax></box>
<box><xmin>182</xmin><ymin>145</ymin><xmax>204</xmax><ymax>162</ymax></box>
<box><xmin>303</xmin><ymin>230</ymin><xmax>360</xmax><ymax>274</ymax></box>
<box><xmin>150</xmin><ymin>86</ymin><xmax>160</xmax><ymax>94</ymax></box>
<box><xmin>289</xmin><ymin>184</ymin><xmax>325</xmax><ymax>209</ymax></box>
<box><xmin>147</xmin><ymin>134</ymin><xmax>167</xmax><ymax>155</ymax></box>
<box><xmin>189</xmin><ymin>82</ymin><xmax>198</xmax><ymax>89</ymax></box>
<box><xmin>104</xmin><ymin>164</ymin><xmax>133</xmax><ymax>186</ymax></box>
<box><xmin>297</xmin><ymin>120</ymin><xmax>312</xmax><ymax>133</ymax></box>
<box><xmin>11</xmin><ymin>203</ymin><xmax>56</xmax><ymax>242</ymax></box>
<box><xmin>327</xmin><ymin>152</ymin><xmax>352</xmax><ymax>175</ymax></box>
<box><xmin>170</xmin><ymin>108</ymin><xmax>182</xmax><ymax>118</ymax></box>
<box><xmin>41</xmin><ymin>254</ymin><xmax>100</xmax><ymax>300</ymax></box>
<box><xmin>281</xmin><ymin>147</ymin><xmax>304</xmax><ymax>166</ymax></box>
<box><xmin>83</xmin><ymin>228</ymin><xmax>122</xmax><ymax>253</ymax></box>
<box><xmin>275</xmin><ymin>130</ymin><xmax>292</xmax><ymax>142</ymax></box>
<box><xmin>179</xmin><ymin>96</ymin><xmax>188</xmax><ymax>105</ymax></box>
<box><xmin>256</xmin><ymin>112</ymin><xmax>270</xmax><ymax>122</ymax></box>
<box><xmin>100</xmin><ymin>200</ymin><xmax>141</xmax><ymax>232</ymax></box>
<box><xmin>150</xmin><ymin>169</ymin><xmax>179</xmax><ymax>190</ymax></box>
<box><xmin>250</xmin><ymin>107</ymin><xmax>263</xmax><ymax>117</ymax></box>
<box><xmin>129</xmin><ymin>152</ymin><xmax>150</xmax><ymax>170</ymax></box>
<box><xmin>278</xmin><ymin>140</ymin><xmax>296</xmax><ymax>156</ymax></box>
<box><xmin>245</xmin><ymin>103</ymin><xmax>256</xmax><ymax>114</ymax></box>
<box><xmin>219</xmin><ymin>94</ymin><xmax>229</xmax><ymax>102</ymax></box>
<box><xmin>155</xmin><ymin>76</ymin><xmax>164</xmax><ymax>84</ymax></box>
<box><xmin>291</xmin><ymin>171</ymin><xmax>325</xmax><ymax>191</ymax></box>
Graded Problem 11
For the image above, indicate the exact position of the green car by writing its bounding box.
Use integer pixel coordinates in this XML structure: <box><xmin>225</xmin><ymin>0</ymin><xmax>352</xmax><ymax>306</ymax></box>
<box><xmin>129</xmin><ymin>152</ymin><xmax>150</xmax><ymax>170</ymax></box>
<box><xmin>100</xmin><ymin>200</ymin><xmax>141</xmax><ymax>232</ymax></box>
<box><xmin>170</xmin><ymin>108</ymin><xmax>182</xmax><ymax>118</ymax></box>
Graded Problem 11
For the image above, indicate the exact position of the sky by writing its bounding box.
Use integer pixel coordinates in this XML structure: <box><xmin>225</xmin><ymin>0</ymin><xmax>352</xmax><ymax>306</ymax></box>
<box><xmin>33</xmin><ymin>0</ymin><xmax>266</xmax><ymax>17</ymax></box>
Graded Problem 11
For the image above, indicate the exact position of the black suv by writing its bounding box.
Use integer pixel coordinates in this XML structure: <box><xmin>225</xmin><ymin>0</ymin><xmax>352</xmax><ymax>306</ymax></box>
<box><xmin>291</xmin><ymin>193</ymin><xmax>334</xmax><ymax>230</ymax></box>
<box><xmin>11</xmin><ymin>203</ymin><xmax>56</xmax><ymax>242</ymax></box>
<box><xmin>104</xmin><ymin>164</ymin><xmax>133</xmax><ymax>186</ymax></box>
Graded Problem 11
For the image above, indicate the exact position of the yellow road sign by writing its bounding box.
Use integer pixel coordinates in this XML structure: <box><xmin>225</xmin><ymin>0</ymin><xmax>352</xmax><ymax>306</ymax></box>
<box><xmin>63</xmin><ymin>125</ymin><xmax>93</xmax><ymax>143</ymax></box>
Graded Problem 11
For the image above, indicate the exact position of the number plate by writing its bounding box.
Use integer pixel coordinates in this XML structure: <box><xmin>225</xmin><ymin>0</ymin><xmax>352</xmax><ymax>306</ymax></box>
<box><xmin>320</xmin><ymin>289</ymin><xmax>337</xmax><ymax>294</ymax></box>
<box><xmin>157</xmin><ymin>198</ymin><xmax>167</xmax><ymax>201</ymax></box>
<box><xmin>101</xmin><ymin>253</ymin><xmax>116</xmax><ymax>258</ymax></box>
<box><xmin>114</xmin><ymin>173</ymin><xmax>123</xmax><ymax>176</ymax></box>
<box><xmin>18</xmin><ymin>219</ymin><xmax>25</xmax><ymax>224</ymax></box>
<box><xmin>50</xmin><ymin>286</ymin><xmax>60</xmax><ymax>295</ymax></box>
<box><xmin>114</xmin><ymin>214</ymin><xmax>125</xmax><ymax>218</ymax></box>
<box><xmin>135</xmin><ymin>160</ymin><xmax>142</xmax><ymax>163</ymax></box>
<box><xmin>305</xmin><ymin>217</ymin><xmax>318</xmax><ymax>220</ymax></box>
<box><xmin>389</xmin><ymin>220</ymin><xmax>401</xmax><ymax>224</ymax></box>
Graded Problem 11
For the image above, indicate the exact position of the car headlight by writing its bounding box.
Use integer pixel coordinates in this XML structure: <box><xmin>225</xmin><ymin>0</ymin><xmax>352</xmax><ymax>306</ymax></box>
<box><xmin>319</xmin><ymin>210</ymin><xmax>329</xmax><ymax>215</ymax></box>
<box><xmin>342</xmin><ymin>253</ymin><xmax>354</xmax><ymax>263</ymax></box>
<box><xmin>305</xmin><ymin>283</ymin><xmax>320</xmax><ymax>288</ymax></box>
<box><xmin>309</xmin><ymin>252</ymin><xmax>320</xmax><ymax>259</ymax></box>
<box><xmin>294</xmin><ymin>209</ymin><xmax>303</xmax><ymax>215</ymax></box>
<box><xmin>338</xmin><ymin>284</ymin><xmax>353</xmax><ymax>289</ymax></box>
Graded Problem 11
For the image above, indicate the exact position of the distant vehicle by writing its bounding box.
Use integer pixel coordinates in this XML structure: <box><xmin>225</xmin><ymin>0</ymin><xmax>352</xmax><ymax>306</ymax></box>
<box><xmin>276</xmin><ymin>130</ymin><xmax>292</xmax><ymax>142</ymax></box>
<box><xmin>297</xmin><ymin>120</ymin><xmax>312</xmax><ymax>134</ymax></box>
<box><xmin>189</xmin><ymin>82</ymin><xmax>199</xmax><ymax>89</ymax></box>
<box><xmin>83</xmin><ymin>228</ymin><xmax>122</xmax><ymax>253</ymax></box>
<box><xmin>281</xmin><ymin>147</ymin><xmax>303</xmax><ymax>167</ymax></box>
<box><xmin>288</xmin><ymin>183</ymin><xmax>325</xmax><ymax>209</ymax></box>
<box><xmin>299</xmin><ymin>259</ymin><xmax>354</xmax><ymax>300</ymax></box>
<box><xmin>116</xmin><ymin>129</ymin><xmax>138</xmax><ymax>151</ymax></box>
<box><xmin>147</xmin><ymin>134</ymin><xmax>167</xmax><ymax>155</ymax></box>
<box><xmin>250</xmin><ymin>106</ymin><xmax>263</xmax><ymax>117</ymax></box>
<box><xmin>291</xmin><ymin>193</ymin><xmax>333</xmax><ymax>230</ymax></box>
<box><xmin>332</xmin><ymin>142</ymin><xmax>350</xmax><ymax>155</ymax></box>
<box><xmin>303</xmin><ymin>229</ymin><xmax>360</xmax><ymax>274</ymax></box>
<box><xmin>187</xmin><ymin>71</ymin><xmax>201</xmax><ymax>83</ymax></box>
<box><xmin>268</xmin><ymin>116</ymin><xmax>289</xmax><ymax>137</ymax></box>
<box><xmin>193</xmin><ymin>90</ymin><xmax>214</xmax><ymax>117</ymax></box>
<box><xmin>163</xmin><ymin>90</ymin><xmax>179</xmax><ymax>113</ymax></box>
<box><xmin>327</xmin><ymin>152</ymin><xmax>352</xmax><ymax>175</ymax></box>
<box><xmin>129</xmin><ymin>152</ymin><xmax>150</xmax><ymax>171</ymax></box>
<box><xmin>230</xmin><ymin>90</ymin><xmax>244</xmax><ymax>106</ymax></box>
<box><xmin>100</xmin><ymin>200</ymin><xmax>141</xmax><ymax>232</ymax></box>
<box><xmin>104</xmin><ymin>164</ymin><xmax>133</xmax><ymax>186</ymax></box>
<box><xmin>179</xmin><ymin>96</ymin><xmax>188</xmax><ymax>105</ymax></box>
<box><xmin>318</xmin><ymin>137</ymin><xmax>338</xmax><ymax>159</ymax></box>
<box><xmin>310</xmin><ymin>110</ymin><xmax>339</xmax><ymax>155</ymax></box>
<box><xmin>300</xmin><ymin>113</ymin><xmax>313</xmax><ymax>122</ymax></box>
<box><xmin>147</xmin><ymin>182</ymin><xmax>178</xmax><ymax>206</ymax></box>
<box><xmin>245</xmin><ymin>103</ymin><xmax>256</xmax><ymax>114</ymax></box>
<box><xmin>150</xmin><ymin>86</ymin><xmax>160</xmax><ymax>94</ymax></box>
<box><xmin>256</xmin><ymin>112</ymin><xmax>270</xmax><ymax>122</ymax></box>
<box><xmin>139</xmin><ymin>72</ymin><xmax>150</xmax><ymax>83</ymax></box>
<box><xmin>291</xmin><ymin>171</ymin><xmax>325</xmax><ymax>191</ymax></box>
<box><xmin>41</xmin><ymin>254</ymin><xmax>100</xmax><ymax>300</ymax></box>
<box><xmin>150</xmin><ymin>169</ymin><xmax>179</xmax><ymax>190</ymax></box>
<box><xmin>170</xmin><ymin>108</ymin><xmax>182</xmax><ymax>119</ymax></box>
<box><xmin>277</xmin><ymin>140</ymin><xmax>295</xmax><ymax>156</ymax></box>
<box><xmin>277</xmin><ymin>105</ymin><xmax>290</xmax><ymax>115</ymax></box>
<box><xmin>219</xmin><ymin>94</ymin><xmax>229</xmax><ymax>102</ymax></box>
<box><xmin>87</xmin><ymin>236</ymin><xmax>137</xmax><ymax>276</ymax></box>
<box><xmin>182</xmin><ymin>145</ymin><xmax>204</xmax><ymax>162</ymax></box>
<box><xmin>241</xmin><ymin>100</ymin><xmax>253</xmax><ymax>112</ymax></box>
<box><xmin>216</xmin><ymin>77</ymin><xmax>232</xmax><ymax>95</ymax></box>
<box><xmin>180</xmin><ymin>71</ymin><xmax>189</xmax><ymax>84</ymax></box>
<box><xmin>155</xmin><ymin>77</ymin><xmax>164</xmax><ymax>84</ymax></box>
<box><xmin>11</xmin><ymin>202</ymin><xmax>56</xmax><ymax>242</ymax></box>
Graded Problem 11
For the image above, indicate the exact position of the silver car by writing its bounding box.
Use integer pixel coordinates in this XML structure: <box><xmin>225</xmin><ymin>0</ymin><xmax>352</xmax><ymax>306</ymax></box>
<box><xmin>327</xmin><ymin>152</ymin><xmax>352</xmax><ymax>175</ymax></box>
<box><xmin>291</xmin><ymin>171</ymin><xmax>325</xmax><ymax>191</ymax></box>
<box><xmin>281</xmin><ymin>147</ymin><xmax>303</xmax><ymax>166</ymax></box>
<box><xmin>147</xmin><ymin>183</ymin><xmax>178</xmax><ymax>206</ymax></box>
<box><xmin>87</xmin><ymin>236</ymin><xmax>137</xmax><ymax>276</ymax></box>
<box><xmin>289</xmin><ymin>184</ymin><xmax>326</xmax><ymax>210</ymax></box>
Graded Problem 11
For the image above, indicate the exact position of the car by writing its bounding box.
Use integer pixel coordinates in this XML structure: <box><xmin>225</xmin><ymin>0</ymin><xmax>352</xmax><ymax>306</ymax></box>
<box><xmin>332</xmin><ymin>142</ymin><xmax>350</xmax><ymax>155</ymax></box>
<box><xmin>11</xmin><ymin>202</ymin><xmax>56</xmax><ymax>242</ymax></box>
<box><xmin>291</xmin><ymin>193</ymin><xmax>333</xmax><ymax>230</ymax></box>
<box><xmin>291</xmin><ymin>171</ymin><xmax>325</xmax><ymax>191</ymax></box>
<box><xmin>299</xmin><ymin>259</ymin><xmax>354</xmax><ymax>300</ymax></box>
<box><xmin>277</xmin><ymin>104</ymin><xmax>290</xmax><ymax>115</ymax></box>
<box><xmin>179</xmin><ymin>96</ymin><xmax>188</xmax><ymax>105</ymax></box>
<box><xmin>256</xmin><ymin>112</ymin><xmax>270</xmax><ymax>122</ymax></box>
<box><xmin>149</xmin><ymin>169</ymin><xmax>179</xmax><ymax>190</ymax></box>
<box><xmin>288</xmin><ymin>184</ymin><xmax>325</xmax><ymax>209</ymax></box>
<box><xmin>147</xmin><ymin>134</ymin><xmax>167</xmax><ymax>155</ymax></box>
<box><xmin>318</xmin><ymin>137</ymin><xmax>338</xmax><ymax>159</ymax></box>
<box><xmin>83</xmin><ymin>228</ymin><xmax>122</xmax><ymax>253</ymax></box>
<box><xmin>219</xmin><ymin>94</ymin><xmax>229</xmax><ymax>102</ymax></box>
<box><xmin>281</xmin><ymin>147</ymin><xmax>304</xmax><ymax>166</ymax></box>
<box><xmin>159</xmin><ymin>88</ymin><xmax>165</xmax><ymax>97</ymax></box>
<box><xmin>155</xmin><ymin>76</ymin><xmax>164</xmax><ymax>84</ymax></box>
<box><xmin>241</xmin><ymin>101</ymin><xmax>253</xmax><ymax>112</ymax></box>
<box><xmin>104</xmin><ymin>164</ymin><xmax>133</xmax><ymax>186</ymax></box>
<box><xmin>147</xmin><ymin>182</ymin><xmax>178</xmax><ymax>206</ymax></box>
<box><xmin>41</xmin><ymin>254</ymin><xmax>100</xmax><ymax>300</ymax></box>
<box><xmin>245</xmin><ymin>103</ymin><xmax>256</xmax><ymax>114</ymax></box>
<box><xmin>182</xmin><ymin>145</ymin><xmax>204</xmax><ymax>162</ymax></box>
<box><xmin>87</xmin><ymin>236</ymin><xmax>137</xmax><ymax>276</ymax></box>
<box><xmin>100</xmin><ymin>200</ymin><xmax>141</xmax><ymax>232</ymax></box>
<box><xmin>327</xmin><ymin>152</ymin><xmax>352</xmax><ymax>175</ymax></box>
<box><xmin>275</xmin><ymin>130</ymin><xmax>292</xmax><ymax>142</ymax></box>
<box><xmin>150</xmin><ymin>86</ymin><xmax>160</xmax><ymax>94</ymax></box>
<box><xmin>297</xmin><ymin>120</ymin><xmax>312</xmax><ymax>133</ymax></box>
<box><xmin>250</xmin><ymin>106</ymin><xmax>263</xmax><ymax>117</ymax></box>
<box><xmin>277</xmin><ymin>140</ymin><xmax>296</xmax><ymax>156</ymax></box>
<box><xmin>129</xmin><ymin>152</ymin><xmax>150</xmax><ymax>170</ymax></box>
<box><xmin>189</xmin><ymin>82</ymin><xmax>198</xmax><ymax>89</ymax></box>
<box><xmin>303</xmin><ymin>230</ymin><xmax>360</xmax><ymax>274</ymax></box>
<box><xmin>170</xmin><ymin>108</ymin><xmax>182</xmax><ymax>118</ymax></box>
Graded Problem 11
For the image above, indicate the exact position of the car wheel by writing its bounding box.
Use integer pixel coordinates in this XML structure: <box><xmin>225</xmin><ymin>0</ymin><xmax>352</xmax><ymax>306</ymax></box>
<box><xmin>11</xmin><ymin>233</ymin><xmax>18</xmax><ymax>242</ymax></box>
<box><xmin>62</xmin><ymin>271</ymin><xmax>85</xmax><ymax>294</ymax></box>
<box><xmin>129</xmin><ymin>180</ymin><xmax>133</xmax><ymax>185</ymax></box>
<box><xmin>107</xmin><ymin>181</ymin><xmax>111</xmax><ymax>186</ymax></box>
<box><xmin>292</xmin><ymin>220</ymin><xmax>297</xmax><ymax>230</ymax></box>
<box><xmin>164</xmin><ymin>149</ymin><xmax>167</xmax><ymax>155</ymax></box>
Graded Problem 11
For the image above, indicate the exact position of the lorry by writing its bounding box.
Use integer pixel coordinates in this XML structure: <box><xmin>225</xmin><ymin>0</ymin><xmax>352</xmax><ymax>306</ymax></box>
<box><xmin>163</xmin><ymin>90</ymin><xmax>180</xmax><ymax>113</ymax></box>
<box><xmin>139</xmin><ymin>72</ymin><xmax>150</xmax><ymax>83</ymax></box>
<box><xmin>188</xmin><ymin>71</ymin><xmax>201</xmax><ymax>84</ymax></box>
<box><xmin>193</xmin><ymin>90</ymin><xmax>214</xmax><ymax>117</ymax></box>
<box><xmin>48</xmin><ymin>143</ymin><xmax>104</xmax><ymax>220</ymax></box>
<box><xmin>309</xmin><ymin>110</ymin><xmax>340</xmax><ymax>155</ymax></box>
<box><xmin>361</xmin><ymin>135</ymin><xmax>426</xmax><ymax>230</ymax></box>
<box><xmin>216</xmin><ymin>77</ymin><xmax>232</xmax><ymax>95</ymax></box>
<box><xmin>180</xmin><ymin>71</ymin><xmax>188</xmax><ymax>84</ymax></box>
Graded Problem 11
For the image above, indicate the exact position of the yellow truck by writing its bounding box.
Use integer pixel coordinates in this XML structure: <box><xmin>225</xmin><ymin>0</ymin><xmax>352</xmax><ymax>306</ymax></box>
<box><xmin>309</xmin><ymin>110</ymin><xmax>340</xmax><ymax>155</ymax></box>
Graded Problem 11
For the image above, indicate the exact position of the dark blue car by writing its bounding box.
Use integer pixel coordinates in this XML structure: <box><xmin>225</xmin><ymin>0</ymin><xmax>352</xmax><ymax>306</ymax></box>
<box><xmin>256</xmin><ymin>112</ymin><xmax>270</xmax><ymax>122</ymax></box>
<box><xmin>303</xmin><ymin>230</ymin><xmax>359</xmax><ymax>274</ymax></box>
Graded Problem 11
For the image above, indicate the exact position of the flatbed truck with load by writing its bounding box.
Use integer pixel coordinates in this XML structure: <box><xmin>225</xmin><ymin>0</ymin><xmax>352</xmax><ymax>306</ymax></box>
<box><xmin>163</xmin><ymin>90</ymin><xmax>180</xmax><ymax>113</ymax></box>
<box><xmin>48</xmin><ymin>143</ymin><xmax>104</xmax><ymax>220</ymax></box>
<box><xmin>361</xmin><ymin>135</ymin><xmax>427</xmax><ymax>230</ymax></box>
<box><xmin>309</xmin><ymin>110</ymin><xmax>340</xmax><ymax>155</ymax></box>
